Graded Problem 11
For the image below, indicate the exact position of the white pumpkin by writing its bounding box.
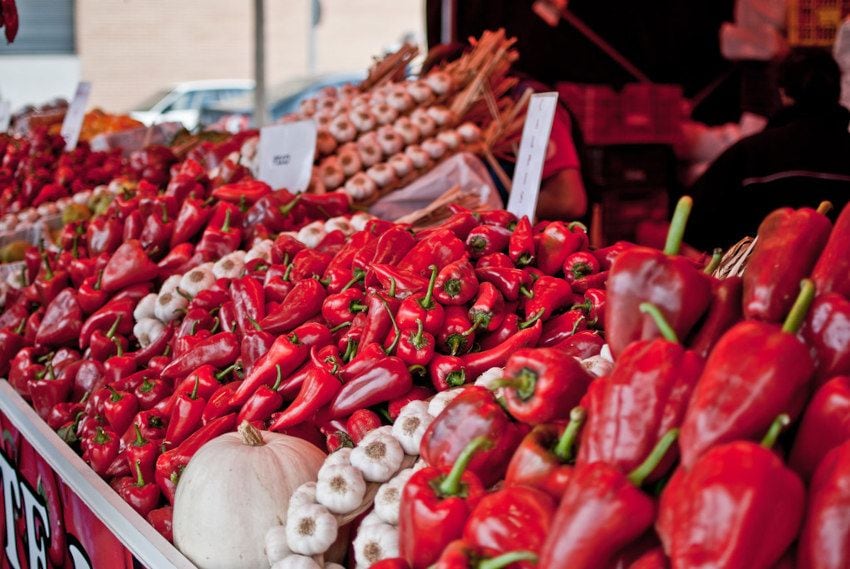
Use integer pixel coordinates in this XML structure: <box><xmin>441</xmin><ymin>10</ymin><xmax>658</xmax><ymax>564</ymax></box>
<box><xmin>173</xmin><ymin>422</ymin><xmax>326</xmax><ymax>569</ymax></box>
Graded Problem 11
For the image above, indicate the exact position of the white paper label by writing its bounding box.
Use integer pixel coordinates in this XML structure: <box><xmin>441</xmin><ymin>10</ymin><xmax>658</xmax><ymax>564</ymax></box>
<box><xmin>60</xmin><ymin>82</ymin><xmax>92</xmax><ymax>151</ymax></box>
<box><xmin>0</xmin><ymin>101</ymin><xmax>11</xmax><ymax>132</ymax></box>
<box><xmin>507</xmin><ymin>92</ymin><xmax>559</xmax><ymax>221</ymax></box>
<box><xmin>258</xmin><ymin>120</ymin><xmax>317</xmax><ymax>193</ymax></box>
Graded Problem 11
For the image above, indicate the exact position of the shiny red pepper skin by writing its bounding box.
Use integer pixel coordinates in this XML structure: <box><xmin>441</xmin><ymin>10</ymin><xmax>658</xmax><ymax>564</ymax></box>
<box><xmin>126</xmin><ymin>424</ymin><xmax>160</xmax><ymax>483</ymax></box>
<box><xmin>147</xmin><ymin>506</ymin><xmax>174</xmax><ymax>542</ymax></box>
<box><xmin>359</xmin><ymin>225</ymin><xmax>418</xmax><ymax>270</ymax></box>
<box><xmin>474</xmin><ymin>266</ymin><xmax>530</xmax><ymax>303</ymax></box>
<box><xmin>321</xmin><ymin>288</ymin><xmax>368</xmax><ymax>328</ymax></box>
<box><xmin>35</xmin><ymin>288</ymin><xmax>83</xmax><ymax>347</ymax></box>
<box><xmin>466</xmin><ymin>225</ymin><xmax>512</xmax><ymax>258</ymax></box>
<box><xmin>463</xmin><ymin>485</ymin><xmax>555</xmax><ymax>560</ymax></box>
<box><xmin>79</xmin><ymin>297</ymin><xmax>135</xmax><ymax>349</ymax></box>
<box><xmin>83</xmin><ymin>427</ymin><xmax>120</xmax><ymax>476</ymax></box>
<box><xmin>535</xmin><ymin>221</ymin><xmax>588</xmax><ymax>276</ymax></box>
<box><xmin>439</xmin><ymin>306</ymin><xmax>476</xmax><ymax>355</ymax></box>
<box><xmin>460</xmin><ymin>320</ymin><xmax>542</xmax><ymax>380</ymax></box>
<box><xmin>797</xmin><ymin>439</ymin><xmax>850</xmax><ymax>569</ymax></box>
<box><xmin>571</xmin><ymin>288</ymin><xmax>606</xmax><ymax>328</ymax></box>
<box><xmin>139</xmin><ymin>201</ymin><xmax>175</xmax><ymax>255</ymax></box>
<box><xmin>508</xmin><ymin>216</ymin><xmax>535</xmax><ymax>267</ymax></box>
<box><xmin>606</xmin><ymin>247</ymin><xmax>712</xmax><ymax>357</ymax></box>
<box><xmin>259</xmin><ymin>278</ymin><xmax>326</xmax><ymax>335</ymax></box>
<box><xmin>538</xmin><ymin>461</ymin><xmax>657</xmax><ymax>568</ymax></box>
<box><xmin>743</xmin><ymin>206</ymin><xmax>831</xmax><ymax>322</ymax></box>
<box><xmin>398</xmin><ymin>228</ymin><xmax>468</xmax><ymax>278</ymax></box>
<box><xmin>539</xmin><ymin>310</ymin><xmax>587</xmax><ymax>347</ymax></box>
<box><xmin>505</xmin><ymin>416</ymin><xmax>583</xmax><ymax>499</ymax></box>
<box><xmin>811</xmin><ymin>201</ymin><xmax>850</xmax><ymax>297</ymax></box>
<box><xmin>579</xmin><ymin>339</ymin><xmax>702</xmax><ymax>478</ymax></box>
<box><xmin>468</xmin><ymin>282</ymin><xmax>505</xmax><ymax>332</ymax></box>
<box><xmin>165</xmin><ymin>379</ymin><xmax>206</xmax><ymax>448</ymax></box>
<box><xmin>523</xmin><ymin>276</ymin><xmax>573</xmax><ymax>321</ymax></box>
<box><xmin>345</xmin><ymin>409</ymin><xmax>383</xmax><ymax>443</ymax></box>
<box><xmin>87</xmin><ymin>215</ymin><xmax>124</xmax><ymax>256</ymax></box>
<box><xmin>100</xmin><ymin>240</ymin><xmax>160</xmax><ymax>293</ymax></box>
<box><xmin>212</xmin><ymin>179</ymin><xmax>271</xmax><ymax>204</ymax></box>
<box><xmin>230</xmin><ymin>275</ymin><xmax>266</xmax><ymax>337</ymax></box>
<box><xmin>196</xmin><ymin>205</ymin><xmax>243</xmax><ymax>261</ymax></box>
<box><xmin>28</xmin><ymin>363</ymin><xmax>75</xmax><ymax>421</ymax></box>
<box><xmin>679</xmin><ymin>319</ymin><xmax>815</xmax><ymax>468</ymax></box>
<box><xmin>421</xmin><ymin>387</ymin><xmax>526</xmax><ymax>487</ymax></box>
<box><xmin>434</xmin><ymin>259</ymin><xmax>479</xmax><ymax>306</ymax></box>
<box><xmin>170</xmin><ymin>196</ymin><xmax>214</xmax><ymax>248</ymax></box>
<box><xmin>330</xmin><ymin>356</ymin><xmax>412</xmax><ymax>418</ymax></box>
<box><xmin>368</xmin><ymin>264</ymin><xmax>428</xmax><ymax>297</ymax></box>
<box><xmin>503</xmin><ymin>347</ymin><xmax>593</xmax><ymax>425</ymax></box>
<box><xmin>657</xmin><ymin>441</ymin><xmax>805</xmax><ymax>569</ymax></box>
<box><xmin>430</xmin><ymin>354</ymin><xmax>469</xmax><ymax>391</ymax></box>
<box><xmin>269</xmin><ymin>367</ymin><xmax>341</xmax><ymax>430</ymax></box>
<box><xmin>803</xmin><ymin>293</ymin><xmax>850</xmax><ymax>386</ymax></box>
<box><xmin>103</xmin><ymin>388</ymin><xmax>139</xmax><ymax>436</ymax></box>
<box><xmin>478</xmin><ymin>209</ymin><xmax>517</xmax><ymax>228</ymax></box>
<box><xmin>230</xmin><ymin>332</ymin><xmax>308</xmax><ymax>406</ymax></box>
<box><xmin>687</xmin><ymin>276</ymin><xmax>744</xmax><ymax>358</ymax></box>
<box><xmin>789</xmin><ymin>376</ymin><xmax>850</xmax><ymax>481</ymax></box>
<box><xmin>160</xmin><ymin>331</ymin><xmax>240</xmax><ymax>380</ymax></box>
<box><xmin>392</xmin><ymin>320</ymin><xmax>436</xmax><ymax>366</ymax></box>
<box><xmin>562</xmin><ymin>250</ymin><xmax>600</xmax><ymax>285</ymax></box>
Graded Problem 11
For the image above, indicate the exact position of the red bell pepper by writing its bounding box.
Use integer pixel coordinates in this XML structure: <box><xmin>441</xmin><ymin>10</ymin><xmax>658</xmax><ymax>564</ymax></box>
<box><xmin>605</xmin><ymin>197</ymin><xmax>712</xmax><ymax>357</ymax></box>
<box><xmin>522</xmin><ymin>275</ymin><xmax>573</xmax><ymax>321</ymax></box>
<box><xmin>535</xmin><ymin>221</ymin><xmax>587</xmax><ymax>276</ymax></box>
<box><xmin>321</xmin><ymin>288</ymin><xmax>368</xmax><ymax>328</ymax></box>
<box><xmin>502</xmin><ymin>347</ymin><xmax>593</xmax><ymax>425</ymax></box>
<box><xmin>803</xmin><ymin>292</ymin><xmax>850</xmax><ymax>386</ymax></box>
<box><xmin>399</xmin><ymin>436</ymin><xmax>491</xmax><ymax>569</ymax></box>
<box><xmin>474</xmin><ymin>266</ymin><xmax>531</xmax><ymax>303</ymax></box>
<box><xmin>119</xmin><ymin>460</ymin><xmax>161</xmax><ymax>516</ymax></box>
<box><xmin>657</xmin><ymin>417</ymin><xmax>804</xmax><ymax>569</ymax></box>
<box><xmin>562</xmin><ymin>250</ymin><xmax>600</xmax><ymax>285</ymax></box>
<box><xmin>421</xmin><ymin>386</ymin><xmax>526</xmax><ymax>487</ymax></box>
<box><xmin>170</xmin><ymin>196</ymin><xmax>214</xmax><ymax>247</ymax></box>
<box><xmin>230</xmin><ymin>332</ymin><xmax>308</xmax><ymax>406</ymax></box>
<box><xmin>438</xmin><ymin>306</ymin><xmax>476</xmax><ymax>355</ymax></box>
<box><xmin>687</xmin><ymin>275</ymin><xmax>744</xmax><ymax>358</ymax></box>
<box><xmin>797</xmin><ymin>438</ymin><xmax>850</xmax><ymax>569</ymax></box>
<box><xmin>269</xmin><ymin>367</ymin><xmax>341</xmax><ymax>430</ymax></box>
<box><xmin>35</xmin><ymin>288</ymin><xmax>83</xmax><ymax>347</ymax></box>
<box><xmin>538</xmin><ymin>429</ymin><xmax>680</xmax><ymax>568</ymax></box>
<box><xmin>468</xmin><ymin>282</ymin><xmax>505</xmax><ymax>332</ymax></box>
<box><xmin>290</xmin><ymin>249</ymin><xmax>333</xmax><ymax>281</ymax></box>
<box><xmin>571</xmin><ymin>288</ymin><xmax>606</xmax><ymax>328</ymax></box>
<box><xmin>396</xmin><ymin>265</ymin><xmax>445</xmax><ymax>335</ymax></box>
<box><xmin>100</xmin><ymin>240</ymin><xmax>159</xmax><ymax>293</ymax></box>
<box><xmin>126</xmin><ymin>423</ymin><xmax>160</xmax><ymax>483</ymax></box>
<box><xmin>368</xmin><ymin>264</ymin><xmax>428</xmax><ymax>297</ymax></box>
<box><xmin>212</xmin><ymin>179</ymin><xmax>271</xmax><ymax>204</ymax></box>
<box><xmin>89</xmin><ymin>315</ymin><xmax>128</xmax><ymax>362</ymax></box>
<box><xmin>77</xmin><ymin>270</ymin><xmax>108</xmax><ymax>315</ymax></box>
<box><xmin>392</xmin><ymin>319</ymin><xmax>436</xmax><ymax>366</ymax></box>
<box><xmin>165</xmin><ymin>375</ymin><xmax>206</xmax><ymax>448</ymax></box>
<box><xmin>259</xmin><ymin>278</ymin><xmax>326</xmax><ymax>334</ymax></box>
<box><xmin>160</xmin><ymin>331</ymin><xmax>240</xmax><ymax>380</ymax></box>
<box><xmin>505</xmin><ymin>408</ymin><xmax>586</xmax><ymax>498</ymax></box>
<box><xmin>508</xmin><ymin>216</ymin><xmax>535</xmax><ymax>267</ymax></box>
<box><xmin>578</xmin><ymin>303</ymin><xmax>702</xmax><ymax>478</ymax></box>
<box><xmin>196</xmin><ymin>205</ymin><xmax>243</xmax><ymax>261</ymax></box>
<box><xmin>789</xmin><ymin>375</ymin><xmax>850</xmax><ymax>481</ymax></box>
<box><xmin>238</xmin><ymin>365</ymin><xmax>286</xmax><ymax>424</ymax></box>
<box><xmin>811</xmin><ymin>201</ymin><xmax>850</xmax><ymax>297</ymax></box>
<box><xmin>329</xmin><ymin>355</ymin><xmax>412</xmax><ymax>418</ymax></box>
<box><xmin>139</xmin><ymin>201</ymin><xmax>175</xmax><ymax>255</ymax></box>
<box><xmin>86</xmin><ymin>214</ymin><xmax>124</xmax><ymax>256</ymax></box>
<box><xmin>679</xmin><ymin>280</ymin><xmax>816</xmax><ymax>468</ymax></box>
<box><xmin>743</xmin><ymin>203</ymin><xmax>832</xmax><ymax>322</ymax></box>
<box><xmin>466</xmin><ymin>225</ymin><xmax>512</xmax><ymax>258</ymax></box>
<box><xmin>83</xmin><ymin>427</ymin><xmax>120</xmax><ymax>476</ymax></box>
<box><xmin>28</xmin><ymin>363</ymin><xmax>75</xmax><ymax>421</ymax></box>
<box><xmin>79</xmin><ymin>297</ymin><xmax>135</xmax><ymax>348</ymax></box>
<box><xmin>434</xmin><ymin>259</ymin><xmax>479</xmax><ymax>306</ymax></box>
<box><xmin>103</xmin><ymin>387</ymin><xmax>139</xmax><ymax>436</ymax></box>
<box><xmin>398</xmin><ymin>228</ymin><xmax>467</xmax><ymax>278</ymax></box>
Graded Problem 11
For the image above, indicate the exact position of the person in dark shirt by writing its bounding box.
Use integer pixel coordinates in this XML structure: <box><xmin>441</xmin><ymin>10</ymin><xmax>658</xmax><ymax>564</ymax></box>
<box><xmin>686</xmin><ymin>48</ymin><xmax>850</xmax><ymax>251</ymax></box>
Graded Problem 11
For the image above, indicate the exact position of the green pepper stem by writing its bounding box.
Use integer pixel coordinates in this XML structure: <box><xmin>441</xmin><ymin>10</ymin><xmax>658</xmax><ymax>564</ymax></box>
<box><xmin>663</xmin><ymin>196</ymin><xmax>693</xmax><ymax>256</ymax></box>
<box><xmin>760</xmin><ymin>413</ymin><xmax>790</xmax><ymax>449</ymax></box>
<box><xmin>420</xmin><ymin>265</ymin><xmax>439</xmax><ymax>309</ymax></box>
<box><xmin>817</xmin><ymin>201</ymin><xmax>833</xmax><ymax>215</ymax></box>
<box><xmin>627</xmin><ymin>428</ymin><xmax>679</xmax><ymax>486</ymax></box>
<box><xmin>133</xmin><ymin>424</ymin><xmax>146</xmax><ymax>446</ymax></box>
<box><xmin>782</xmin><ymin>279</ymin><xmax>815</xmax><ymax>334</ymax></box>
<box><xmin>519</xmin><ymin>308</ymin><xmax>544</xmax><ymax>329</ymax></box>
<box><xmin>220</xmin><ymin>208</ymin><xmax>232</xmax><ymax>233</ymax></box>
<box><xmin>248</xmin><ymin>317</ymin><xmax>262</xmax><ymax>332</ymax></box>
<box><xmin>189</xmin><ymin>375</ymin><xmax>200</xmax><ymax>399</ymax></box>
<box><xmin>214</xmin><ymin>363</ymin><xmax>239</xmax><ymax>381</ymax></box>
<box><xmin>134</xmin><ymin>460</ymin><xmax>146</xmax><ymax>487</ymax></box>
<box><xmin>412</xmin><ymin>318</ymin><xmax>425</xmax><ymax>347</ymax></box>
<box><xmin>271</xmin><ymin>364</ymin><xmax>283</xmax><ymax>391</ymax></box>
<box><xmin>279</xmin><ymin>195</ymin><xmax>302</xmax><ymax>216</ymax></box>
<box><xmin>41</xmin><ymin>251</ymin><xmax>54</xmax><ymax>280</ymax></box>
<box><xmin>554</xmin><ymin>407</ymin><xmax>587</xmax><ymax>462</ymax></box>
<box><xmin>283</xmin><ymin>263</ymin><xmax>294</xmax><ymax>282</ymax></box>
<box><xmin>638</xmin><ymin>303</ymin><xmax>679</xmax><ymax>343</ymax></box>
<box><xmin>350</xmin><ymin>301</ymin><xmax>368</xmax><ymax>314</ymax></box>
<box><xmin>519</xmin><ymin>285</ymin><xmax>534</xmax><ymax>299</ymax></box>
<box><xmin>388</xmin><ymin>277</ymin><xmax>397</xmax><ymax>298</ymax></box>
<box><xmin>438</xmin><ymin>436</ymin><xmax>491</xmax><ymax>496</ymax></box>
<box><xmin>94</xmin><ymin>269</ymin><xmax>104</xmax><ymax>291</ymax></box>
<box><xmin>342</xmin><ymin>268</ymin><xmax>366</xmax><ymax>292</ymax></box>
<box><xmin>568</xmin><ymin>221</ymin><xmax>588</xmax><ymax>232</ymax></box>
<box><xmin>342</xmin><ymin>337</ymin><xmax>359</xmax><ymax>362</ymax></box>
<box><xmin>383</xmin><ymin>300</ymin><xmax>401</xmax><ymax>355</ymax></box>
<box><xmin>703</xmin><ymin>248</ymin><xmax>723</xmax><ymax>275</ymax></box>
<box><xmin>478</xmin><ymin>552</ymin><xmax>538</xmax><ymax>569</ymax></box>
<box><xmin>112</xmin><ymin>336</ymin><xmax>124</xmax><ymax>357</ymax></box>
<box><xmin>329</xmin><ymin>321</ymin><xmax>351</xmax><ymax>333</ymax></box>
<box><xmin>14</xmin><ymin>317</ymin><xmax>26</xmax><ymax>335</ymax></box>
<box><xmin>106</xmin><ymin>314</ymin><xmax>123</xmax><ymax>339</ymax></box>
<box><xmin>161</xmin><ymin>203</ymin><xmax>169</xmax><ymax>223</ymax></box>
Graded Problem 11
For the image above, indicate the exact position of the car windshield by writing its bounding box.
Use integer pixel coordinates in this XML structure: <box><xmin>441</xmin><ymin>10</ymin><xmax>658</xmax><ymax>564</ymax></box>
<box><xmin>132</xmin><ymin>89</ymin><xmax>172</xmax><ymax>111</ymax></box>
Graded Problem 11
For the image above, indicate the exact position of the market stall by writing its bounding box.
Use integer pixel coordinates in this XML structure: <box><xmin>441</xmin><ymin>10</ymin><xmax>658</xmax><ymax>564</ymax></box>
<box><xmin>1</xmin><ymin>14</ymin><xmax>850</xmax><ymax>569</ymax></box>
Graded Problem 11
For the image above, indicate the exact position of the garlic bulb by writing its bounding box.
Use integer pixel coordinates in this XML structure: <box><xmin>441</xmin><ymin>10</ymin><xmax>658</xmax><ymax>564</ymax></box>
<box><xmin>350</xmin><ymin>434</ymin><xmax>404</xmax><ymax>482</ymax></box>
<box><xmin>285</xmin><ymin>503</ymin><xmax>338</xmax><ymax>556</ymax></box>
<box><xmin>316</xmin><ymin>464</ymin><xmax>366</xmax><ymax>515</ymax></box>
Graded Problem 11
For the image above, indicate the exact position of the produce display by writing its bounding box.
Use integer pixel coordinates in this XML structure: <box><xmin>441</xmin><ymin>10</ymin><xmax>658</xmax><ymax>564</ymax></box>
<box><xmin>2</xmin><ymin>27</ymin><xmax>850</xmax><ymax>569</ymax></box>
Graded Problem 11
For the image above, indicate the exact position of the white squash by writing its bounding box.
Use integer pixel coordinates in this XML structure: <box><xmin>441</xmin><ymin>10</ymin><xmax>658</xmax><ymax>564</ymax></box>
<box><xmin>173</xmin><ymin>422</ymin><xmax>326</xmax><ymax>569</ymax></box>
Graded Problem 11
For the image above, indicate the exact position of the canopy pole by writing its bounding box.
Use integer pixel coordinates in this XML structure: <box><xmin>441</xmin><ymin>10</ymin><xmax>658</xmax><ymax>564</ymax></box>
<box><xmin>441</xmin><ymin>0</ymin><xmax>456</xmax><ymax>44</ymax></box>
<box><xmin>254</xmin><ymin>0</ymin><xmax>267</xmax><ymax>128</ymax></box>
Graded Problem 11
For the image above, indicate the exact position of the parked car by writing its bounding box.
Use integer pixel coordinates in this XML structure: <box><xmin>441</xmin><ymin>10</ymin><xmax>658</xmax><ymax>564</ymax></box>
<box><xmin>199</xmin><ymin>72</ymin><xmax>365</xmax><ymax>132</ymax></box>
<box><xmin>130</xmin><ymin>80</ymin><xmax>254</xmax><ymax>131</ymax></box>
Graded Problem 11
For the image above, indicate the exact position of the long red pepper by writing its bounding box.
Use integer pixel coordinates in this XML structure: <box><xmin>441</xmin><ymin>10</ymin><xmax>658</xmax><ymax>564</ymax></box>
<box><xmin>230</xmin><ymin>332</ymin><xmax>307</xmax><ymax>406</ymax></box>
<box><xmin>268</xmin><ymin>367</ymin><xmax>341</xmax><ymax>430</ymax></box>
<box><xmin>789</xmin><ymin>375</ymin><xmax>850</xmax><ymax>481</ymax></box>
<box><xmin>165</xmin><ymin>375</ymin><xmax>206</xmax><ymax>448</ymax></box>
<box><xmin>811</xmin><ymin>201</ymin><xmax>850</xmax><ymax>297</ymax></box>
<box><xmin>259</xmin><ymin>278</ymin><xmax>326</xmax><ymax>334</ymax></box>
<box><xmin>803</xmin><ymin>292</ymin><xmax>850</xmax><ymax>385</ymax></box>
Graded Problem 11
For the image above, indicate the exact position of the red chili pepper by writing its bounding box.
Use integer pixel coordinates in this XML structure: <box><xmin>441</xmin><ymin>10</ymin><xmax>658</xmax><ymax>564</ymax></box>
<box><xmin>230</xmin><ymin>275</ymin><xmax>266</xmax><ymax>337</ymax></box>
<box><xmin>539</xmin><ymin>430</ymin><xmax>680</xmax><ymax>568</ymax></box>
<box><xmin>358</xmin><ymin>290</ymin><xmax>398</xmax><ymax>349</ymax></box>
<box><xmin>463</xmin><ymin>484</ymin><xmax>555</xmax><ymax>562</ymax></box>
<box><xmin>789</xmin><ymin>375</ymin><xmax>850</xmax><ymax>481</ymax></box>
<box><xmin>797</xmin><ymin>438</ymin><xmax>850</xmax><ymax>568</ymax></box>
<box><xmin>475</xmin><ymin>252</ymin><xmax>513</xmax><ymax>270</ymax></box>
<box><xmin>83</xmin><ymin>427</ymin><xmax>120</xmax><ymax>476</ymax></box>
<box><xmin>438</xmin><ymin>306</ymin><xmax>475</xmax><ymax>356</ymax></box>
<box><xmin>290</xmin><ymin>249</ymin><xmax>333</xmax><ymax>281</ymax></box>
<box><xmin>240</xmin><ymin>324</ymin><xmax>275</xmax><ymax>375</ymax></box>
<box><xmin>126</xmin><ymin>424</ymin><xmax>160</xmax><ymax>483</ymax></box>
<box><xmin>238</xmin><ymin>364</ymin><xmax>286</xmax><ymax>424</ymax></box>
<box><xmin>155</xmin><ymin>413</ymin><xmax>237</xmax><ymax>504</ymax></box>
<box><xmin>165</xmin><ymin>375</ymin><xmax>206</xmax><ymax>448</ymax></box>
<box><xmin>468</xmin><ymin>282</ymin><xmax>505</xmax><ymax>332</ymax></box>
<box><xmin>399</xmin><ymin>436</ymin><xmax>491</xmax><ymax>569</ymax></box>
<box><xmin>0</xmin><ymin>319</ymin><xmax>26</xmax><ymax>379</ymax></box>
<box><xmin>502</xmin><ymin>347</ymin><xmax>593</xmax><ymax>425</ymax></box>
<box><xmin>429</xmin><ymin>354</ymin><xmax>469</xmax><ymax>391</ymax></box>
<box><xmin>687</xmin><ymin>276</ymin><xmax>744</xmax><ymax>358</ymax></box>
<box><xmin>122</xmin><ymin>209</ymin><xmax>145</xmax><ymax>241</ymax></box>
<box><xmin>466</xmin><ymin>225</ymin><xmax>512</xmax><ymax>259</ymax></box>
<box><xmin>89</xmin><ymin>315</ymin><xmax>128</xmax><ymax>362</ymax></box>
<box><xmin>396</xmin><ymin>265</ymin><xmax>445</xmax><ymax>334</ymax></box>
<box><xmin>392</xmin><ymin>319</ymin><xmax>436</xmax><ymax>366</ymax></box>
<box><xmin>421</xmin><ymin>386</ymin><xmax>526</xmax><ymax>487</ymax></box>
<box><xmin>321</xmin><ymin>288</ymin><xmax>368</xmax><ymax>328</ymax></box>
<box><xmin>211</xmin><ymin>179</ymin><xmax>272</xmax><ymax>204</ymax></box>
<box><xmin>478</xmin><ymin>209</ymin><xmax>517</xmax><ymax>228</ymax></box>
<box><xmin>196</xmin><ymin>206</ymin><xmax>243</xmax><ymax>261</ymax></box>
<box><xmin>505</xmin><ymin>408</ymin><xmax>586</xmax><ymax>498</ymax></box>
<box><xmin>368</xmin><ymin>264</ymin><xmax>428</xmax><ymax>297</ymax></box>
<box><xmin>330</xmin><ymin>356</ymin><xmax>412</xmax><ymax>418</ymax></box>
<box><xmin>434</xmin><ymin>259</ymin><xmax>479</xmax><ymax>306</ymax></box>
<box><xmin>605</xmin><ymin>198</ymin><xmax>712</xmax><ymax>357</ymax></box>
<box><xmin>508</xmin><ymin>216</ymin><xmax>535</xmax><ymax>267</ymax></box>
<box><xmin>570</xmin><ymin>287</ymin><xmax>606</xmax><ymax>328</ymax></box>
<box><xmin>103</xmin><ymin>386</ymin><xmax>139</xmax><ymax>436</ymax></box>
<box><xmin>387</xmin><ymin>386</ymin><xmax>434</xmax><ymax>420</ymax></box>
<box><xmin>345</xmin><ymin>409</ymin><xmax>383</xmax><ymax>443</ymax></box>
<box><xmin>33</xmin><ymin>251</ymin><xmax>69</xmax><ymax>306</ymax></box>
<box><xmin>100</xmin><ymin>240</ymin><xmax>159</xmax><ymax>293</ymax></box>
<box><xmin>460</xmin><ymin>320</ymin><xmax>542</xmax><ymax>380</ymax></box>
<box><xmin>474</xmin><ymin>266</ymin><xmax>531</xmax><ymax>303</ymax></box>
<box><xmin>579</xmin><ymin>304</ymin><xmax>703</xmax><ymax>478</ymax></box>
<box><xmin>430</xmin><ymin>210</ymin><xmax>479</xmax><ymax>241</ymax></box>
<box><xmin>230</xmin><ymin>332</ymin><xmax>308</xmax><ymax>406</ymax></box>
<box><xmin>132</xmin><ymin>322</ymin><xmax>175</xmax><ymax>368</ymax></box>
<box><xmin>657</xmin><ymin>417</ymin><xmax>804</xmax><ymax>569</ymax></box>
<box><xmin>201</xmin><ymin>379</ymin><xmax>242</xmax><ymax>424</ymax></box>
<box><xmin>139</xmin><ymin>201</ymin><xmax>175</xmax><ymax>255</ymax></box>
<box><xmin>79</xmin><ymin>297</ymin><xmax>134</xmax><ymax>349</ymax></box>
<box><xmin>562</xmin><ymin>250</ymin><xmax>600</xmax><ymax>285</ymax></box>
<box><xmin>259</xmin><ymin>278</ymin><xmax>326</xmax><ymax>335</ymax></box>
<box><xmin>86</xmin><ymin>215</ymin><xmax>124</xmax><ymax>256</ymax></box>
<box><xmin>28</xmin><ymin>362</ymin><xmax>75</xmax><ymax>421</ymax></box>
<box><xmin>803</xmin><ymin>292</ymin><xmax>850</xmax><ymax>386</ymax></box>
<box><xmin>76</xmin><ymin>271</ymin><xmax>108</xmax><ymax>315</ymax></box>
<box><xmin>34</xmin><ymin>288</ymin><xmax>83</xmax><ymax>349</ymax></box>
<box><xmin>535</xmin><ymin>221</ymin><xmax>588</xmax><ymax>276</ymax></box>
<box><xmin>538</xmin><ymin>310</ymin><xmax>587</xmax><ymax>348</ymax></box>
<box><xmin>147</xmin><ymin>506</ymin><xmax>174</xmax><ymax>542</ymax></box>
<box><xmin>522</xmin><ymin>275</ymin><xmax>573</xmax><ymax>321</ymax></box>
<box><xmin>160</xmin><ymin>331</ymin><xmax>240</xmax><ymax>380</ymax></box>
<box><xmin>355</xmin><ymin>225</ymin><xmax>417</xmax><ymax>271</ymax></box>
<box><xmin>398</xmin><ymin>228</ymin><xmax>468</xmax><ymax>278</ymax></box>
<box><xmin>157</xmin><ymin>242</ymin><xmax>196</xmax><ymax>277</ymax></box>
<box><xmin>811</xmin><ymin>201</ymin><xmax>850</xmax><ymax>297</ymax></box>
<box><xmin>743</xmin><ymin>203</ymin><xmax>832</xmax><ymax>322</ymax></box>
<box><xmin>679</xmin><ymin>280</ymin><xmax>816</xmax><ymax>468</ymax></box>
<box><xmin>170</xmin><ymin>196</ymin><xmax>214</xmax><ymax>248</ymax></box>
<box><xmin>269</xmin><ymin>367</ymin><xmax>342</xmax><ymax>430</ymax></box>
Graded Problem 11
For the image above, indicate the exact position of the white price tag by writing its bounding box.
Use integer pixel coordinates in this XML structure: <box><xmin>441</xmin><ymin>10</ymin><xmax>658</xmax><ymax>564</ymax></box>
<box><xmin>60</xmin><ymin>82</ymin><xmax>92</xmax><ymax>151</ymax></box>
<box><xmin>506</xmin><ymin>92</ymin><xmax>559</xmax><ymax>221</ymax></box>
<box><xmin>258</xmin><ymin>120</ymin><xmax>317</xmax><ymax>193</ymax></box>
<box><xmin>0</xmin><ymin>101</ymin><xmax>11</xmax><ymax>132</ymax></box>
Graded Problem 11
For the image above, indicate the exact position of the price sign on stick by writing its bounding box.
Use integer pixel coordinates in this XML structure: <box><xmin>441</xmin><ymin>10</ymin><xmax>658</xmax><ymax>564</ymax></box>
<box><xmin>60</xmin><ymin>82</ymin><xmax>92</xmax><ymax>151</ymax></box>
<box><xmin>0</xmin><ymin>101</ymin><xmax>11</xmax><ymax>132</ymax></box>
<box><xmin>258</xmin><ymin>120</ymin><xmax>317</xmax><ymax>193</ymax></box>
<box><xmin>506</xmin><ymin>92</ymin><xmax>559</xmax><ymax>221</ymax></box>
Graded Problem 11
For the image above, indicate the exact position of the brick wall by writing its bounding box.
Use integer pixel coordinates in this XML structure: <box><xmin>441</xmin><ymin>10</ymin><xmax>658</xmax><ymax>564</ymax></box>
<box><xmin>77</xmin><ymin>0</ymin><xmax>424</xmax><ymax>111</ymax></box>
